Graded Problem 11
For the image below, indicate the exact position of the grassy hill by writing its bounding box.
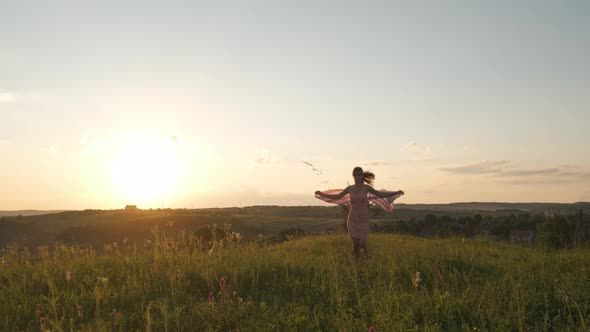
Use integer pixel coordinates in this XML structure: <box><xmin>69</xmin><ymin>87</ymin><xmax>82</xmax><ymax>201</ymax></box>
<box><xmin>1</xmin><ymin>202</ymin><xmax>589</xmax><ymax>249</ymax></box>
<box><xmin>0</xmin><ymin>233</ymin><xmax>588</xmax><ymax>331</ymax></box>
<box><xmin>0</xmin><ymin>210</ymin><xmax>68</xmax><ymax>217</ymax></box>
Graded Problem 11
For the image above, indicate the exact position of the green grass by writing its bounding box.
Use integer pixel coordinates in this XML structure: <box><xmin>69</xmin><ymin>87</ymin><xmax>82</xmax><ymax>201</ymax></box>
<box><xmin>1</xmin><ymin>233</ymin><xmax>589</xmax><ymax>331</ymax></box>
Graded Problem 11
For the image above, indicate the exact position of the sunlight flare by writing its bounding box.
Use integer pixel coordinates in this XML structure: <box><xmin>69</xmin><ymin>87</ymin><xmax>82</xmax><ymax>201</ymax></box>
<box><xmin>111</xmin><ymin>134</ymin><xmax>184</xmax><ymax>206</ymax></box>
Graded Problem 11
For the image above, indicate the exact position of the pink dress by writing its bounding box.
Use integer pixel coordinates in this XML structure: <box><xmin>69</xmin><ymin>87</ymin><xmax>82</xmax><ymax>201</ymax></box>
<box><xmin>347</xmin><ymin>187</ymin><xmax>371</xmax><ymax>241</ymax></box>
<box><xmin>315</xmin><ymin>187</ymin><xmax>403</xmax><ymax>241</ymax></box>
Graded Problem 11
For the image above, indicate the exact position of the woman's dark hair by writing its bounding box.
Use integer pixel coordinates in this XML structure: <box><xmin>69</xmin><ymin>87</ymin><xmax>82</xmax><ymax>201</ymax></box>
<box><xmin>352</xmin><ymin>166</ymin><xmax>375</xmax><ymax>185</ymax></box>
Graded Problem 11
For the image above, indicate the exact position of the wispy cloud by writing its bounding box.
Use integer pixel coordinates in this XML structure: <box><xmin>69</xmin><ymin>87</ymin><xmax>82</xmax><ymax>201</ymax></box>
<box><xmin>502</xmin><ymin>168</ymin><xmax>560</xmax><ymax>176</ymax></box>
<box><xmin>400</xmin><ymin>142</ymin><xmax>433</xmax><ymax>162</ymax></box>
<box><xmin>439</xmin><ymin>160</ymin><xmax>510</xmax><ymax>175</ymax></box>
<box><xmin>401</xmin><ymin>142</ymin><xmax>418</xmax><ymax>151</ymax></box>
<box><xmin>439</xmin><ymin>160</ymin><xmax>590</xmax><ymax>183</ymax></box>
<box><xmin>502</xmin><ymin>178</ymin><xmax>583</xmax><ymax>185</ymax></box>
<box><xmin>362</xmin><ymin>160</ymin><xmax>391</xmax><ymax>166</ymax></box>
<box><xmin>251</xmin><ymin>155</ymin><xmax>271</xmax><ymax>167</ymax></box>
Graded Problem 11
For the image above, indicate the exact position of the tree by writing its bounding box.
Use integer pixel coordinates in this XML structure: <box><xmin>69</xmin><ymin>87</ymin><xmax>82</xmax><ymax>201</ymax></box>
<box><xmin>536</xmin><ymin>212</ymin><xmax>576</xmax><ymax>249</ymax></box>
<box><xmin>573</xmin><ymin>210</ymin><xmax>586</xmax><ymax>248</ymax></box>
<box><xmin>474</xmin><ymin>213</ymin><xmax>483</xmax><ymax>223</ymax></box>
<box><xmin>424</xmin><ymin>214</ymin><xmax>437</xmax><ymax>226</ymax></box>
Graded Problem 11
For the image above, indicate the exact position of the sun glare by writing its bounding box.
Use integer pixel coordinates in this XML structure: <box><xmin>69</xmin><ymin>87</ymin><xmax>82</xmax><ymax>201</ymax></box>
<box><xmin>111</xmin><ymin>134</ymin><xmax>183</xmax><ymax>207</ymax></box>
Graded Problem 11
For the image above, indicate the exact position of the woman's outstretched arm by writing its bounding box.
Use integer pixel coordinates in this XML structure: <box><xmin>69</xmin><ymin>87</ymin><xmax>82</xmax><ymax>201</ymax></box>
<box><xmin>367</xmin><ymin>186</ymin><xmax>403</xmax><ymax>198</ymax></box>
<box><xmin>315</xmin><ymin>187</ymin><xmax>350</xmax><ymax>200</ymax></box>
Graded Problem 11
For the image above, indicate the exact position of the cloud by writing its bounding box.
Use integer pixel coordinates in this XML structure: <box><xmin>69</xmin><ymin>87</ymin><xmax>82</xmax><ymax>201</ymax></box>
<box><xmin>439</xmin><ymin>161</ymin><xmax>590</xmax><ymax>184</ymax></box>
<box><xmin>439</xmin><ymin>160</ymin><xmax>510</xmax><ymax>175</ymax></box>
<box><xmin>362</xmin><ymin>160</ymin><xmax>391</xmax><ymax>166</ymax></box>
<box><xmin>502</xmin><ymin>168</ymin><xmax>560</xmax><ymax>176</ymax></box>
<box><xmin>400</xmin><ymin>142</ymin><xmax>433</xmax><ymax>162</ymax></box>
<box><xmin>502</xmin><ymin>178</ymin><xmax>585</xmax><ymax>185</ymax></box>
<box><xmin>251</xmin><ymin>155</ymin><xmax>271</xmax><ymax>167</ymax></box>
<box><xmin>400</xmin><ymin>142</ymin><xmax>418</xmax><ymax>151</ymax></box>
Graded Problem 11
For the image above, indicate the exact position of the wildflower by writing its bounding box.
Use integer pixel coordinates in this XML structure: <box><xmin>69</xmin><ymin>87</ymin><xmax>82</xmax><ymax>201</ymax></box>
<box><xmin>76</xmin><ymin>304</ymin><xmax>83</xmax><ymax>319</ymax></box>
<box><xmin>112</xmin><ymin>309</ymin><xmax>124</xmax><ymax>325</ymax></box>
<box><xmin>208</xmin><ymin>292</ymin><xmax>215</xmax><ymax>303</ymax></box>
<box><xmin>97</xmin><ymin>277</ymin><xmax>109</xmax><ymax>285</ymax></box>
<box><xmin>219</xmin><ymin>277</ymin><xmax>225</xmax><ymax>292</ymax></box>
<box><xmin>561</xmin><ymin>293</ymin><xmax>569</xmax><ymax>305</ymax></box>
<box><xmin>412</xmin><ymin>272</ymin><xmax>421</xmax><ymax>289</ymax></box>
<box><xmin>66</xmin><ymin>271</ymin><xmax>71</xmax><ymax>281</ymax></box>
<box><xmin>35</xmin><ymin>303</ymin><xmax>41</xmax><ymax>314</ymax></box>
<box><xmin>368</xmin><ymin>326</ymin><xmax>377</xmax><ymax>332</ymax></box>
<box><xmin>237</xmin><ymin>297</ymin><xmax>243</xmax><ymax>303</ymax></box>
<box><xmin>40</xmin><ymin>317</ymin><xmax>46</xmax><ymax>330</ymax></box>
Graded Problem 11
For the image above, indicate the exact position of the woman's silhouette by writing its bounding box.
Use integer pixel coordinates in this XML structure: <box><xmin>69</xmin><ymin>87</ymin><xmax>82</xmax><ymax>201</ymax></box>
<box><xmin>315</xmin><ymin>167</ymin><xmax>404</xmax><ymax>258</ymax></box>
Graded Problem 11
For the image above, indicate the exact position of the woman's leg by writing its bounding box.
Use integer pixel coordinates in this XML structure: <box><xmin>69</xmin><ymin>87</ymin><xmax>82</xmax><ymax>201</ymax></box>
<box><xmin>359</xmin><ymin>239</ymin><xmax>369</xmax><ymax>258</ymax></box>
<box><xmin>352</xmin><ymin>238</ymin><xmax>360</xmax><ymax>258</ymax></box>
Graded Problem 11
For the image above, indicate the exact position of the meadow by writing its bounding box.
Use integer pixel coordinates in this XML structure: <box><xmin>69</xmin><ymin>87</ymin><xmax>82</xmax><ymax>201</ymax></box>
<box><xmin>1</xmin><ymin>231</ymin><xmax>589</xmax><ymax>331</ymax></box>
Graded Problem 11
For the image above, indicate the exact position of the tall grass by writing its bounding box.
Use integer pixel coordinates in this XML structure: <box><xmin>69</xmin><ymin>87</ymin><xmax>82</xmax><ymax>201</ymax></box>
<box><xmin>1</xmin><ymin>232</ymin><xmax>589</xmax><ymax>331</ymax></box>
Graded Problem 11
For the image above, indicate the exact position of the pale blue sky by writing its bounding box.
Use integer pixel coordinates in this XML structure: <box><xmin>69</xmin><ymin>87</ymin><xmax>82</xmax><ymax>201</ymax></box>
<box><xmin>1</xmin><ymin>1</ymin><xmax>589</xmax><ymax>209</ymax></box>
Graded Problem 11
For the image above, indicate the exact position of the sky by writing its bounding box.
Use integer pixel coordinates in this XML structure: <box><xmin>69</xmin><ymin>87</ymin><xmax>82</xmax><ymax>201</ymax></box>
<box><xmin>1</xmin><ymin>1</ymin><xmax>589</xmax><ymax>210</ymax></box>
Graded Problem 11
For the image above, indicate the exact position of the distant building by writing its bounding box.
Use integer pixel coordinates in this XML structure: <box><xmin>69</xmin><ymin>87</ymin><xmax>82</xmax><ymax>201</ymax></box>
<box><xmin>509</xmin><ymin>229</ymin><xmax>535</xmax><ymax>247</ymax></box>
<box><xmin>125</xmin><ymin>205</ymin><xmax>139</xmax><ymax>212</ymax></box>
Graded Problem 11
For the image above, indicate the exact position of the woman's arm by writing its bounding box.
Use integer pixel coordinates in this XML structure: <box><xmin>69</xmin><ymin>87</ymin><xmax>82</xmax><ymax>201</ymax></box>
<box><xmin>315</xmin><ymin>187</ymin><xmax>350</xmax><ymax>200</ymax></box>
<box><xmin>367</xmin><ymin>186</ymin><xmax>403</xmax><ymax>198</ymax></box>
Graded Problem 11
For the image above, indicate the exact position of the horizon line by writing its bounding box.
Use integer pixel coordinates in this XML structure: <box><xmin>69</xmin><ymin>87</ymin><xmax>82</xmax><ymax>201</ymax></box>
<box><xmin>2</xmin><ymin>201</ymin><xmax>590</xmax><ymax>212</ymax></box>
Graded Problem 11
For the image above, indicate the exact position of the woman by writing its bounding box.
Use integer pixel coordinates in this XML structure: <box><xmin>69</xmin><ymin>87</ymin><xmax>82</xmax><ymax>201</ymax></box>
<box><xmin>315</xmin><ymin>167</ymin><xmax>404</xmax><ymax>258</ymax></box>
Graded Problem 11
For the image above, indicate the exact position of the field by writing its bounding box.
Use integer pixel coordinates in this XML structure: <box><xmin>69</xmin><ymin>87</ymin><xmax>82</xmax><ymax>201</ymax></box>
<box><xmin>1</xmin><ymin>231</ymin><xmax>589</xmax><ymax>331</ymax></box>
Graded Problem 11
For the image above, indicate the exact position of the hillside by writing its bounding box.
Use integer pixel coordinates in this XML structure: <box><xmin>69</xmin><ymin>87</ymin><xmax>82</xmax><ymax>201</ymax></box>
<box><xmin>1</xmin><ymin>202</ymin><xmax>589</xmax><ymax>248</ymax></box>
<box><xmin>0</xmin><ymin>210</ymin><xmax>68</xmax><ymax>217</ymax></box>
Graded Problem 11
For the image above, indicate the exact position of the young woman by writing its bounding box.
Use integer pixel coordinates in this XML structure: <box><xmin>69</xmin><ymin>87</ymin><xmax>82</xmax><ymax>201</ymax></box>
<box><xmin>315</xmin><ymin>167</ymin><xmax>404</xmax><ymax>258</ymax></box>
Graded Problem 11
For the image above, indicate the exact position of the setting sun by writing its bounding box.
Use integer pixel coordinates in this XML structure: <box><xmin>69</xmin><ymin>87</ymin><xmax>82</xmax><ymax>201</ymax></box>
<box><xmin>111</xmin><ymin>134</ymin><xmax>183</xmax><ymax>207</ymax></box>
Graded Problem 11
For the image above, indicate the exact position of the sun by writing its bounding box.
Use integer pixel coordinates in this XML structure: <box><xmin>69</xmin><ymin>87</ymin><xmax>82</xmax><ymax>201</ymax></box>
<box><xmin>111</xmin><ymin>134</ymin><xmax>182</xmax><ymax>207</ymax></box>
